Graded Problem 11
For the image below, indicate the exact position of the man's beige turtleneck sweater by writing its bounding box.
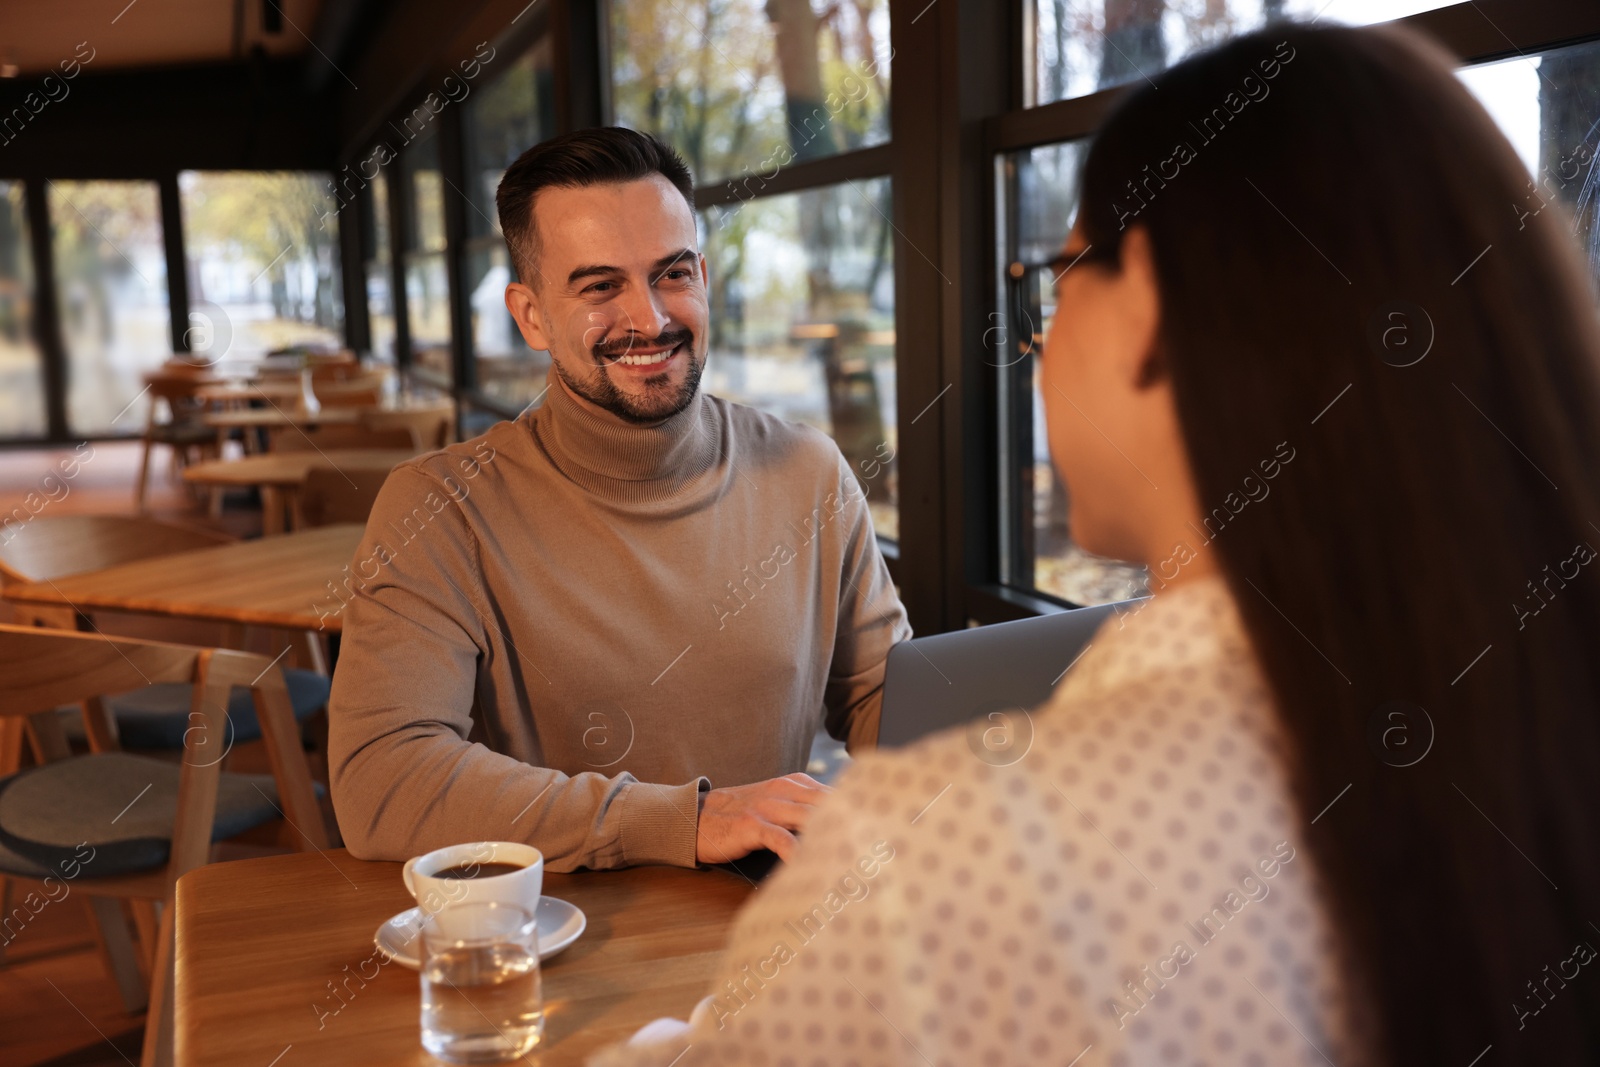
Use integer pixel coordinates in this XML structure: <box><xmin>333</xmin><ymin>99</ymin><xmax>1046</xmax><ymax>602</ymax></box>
<box><xmin>326</xmin><ymin>373</ymin><xmax>910</xmax><ymax>872</ymax></box>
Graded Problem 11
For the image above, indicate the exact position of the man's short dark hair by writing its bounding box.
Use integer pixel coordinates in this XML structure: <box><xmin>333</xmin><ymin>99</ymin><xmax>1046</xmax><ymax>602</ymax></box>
<box><xmin>494</xmin><ymin>126</ymin><xmax>696</xmax><ymax>288</ymax></box>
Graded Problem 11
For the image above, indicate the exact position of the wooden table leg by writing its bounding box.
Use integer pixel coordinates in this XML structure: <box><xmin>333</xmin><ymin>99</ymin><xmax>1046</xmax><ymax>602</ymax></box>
<box><xmin>260</xmin><ymin>486</ymin><xmax>284</xmax><ymax>536</ymax></box>
<box><xmin>291</xmin><ymin>628</ymin><xmax>328</xmax><ymax>675</ymax></box>
<box><xmin>0</xmin><ymin>717</ymin><xmax>23</xmax><ymax>776</ymax></box>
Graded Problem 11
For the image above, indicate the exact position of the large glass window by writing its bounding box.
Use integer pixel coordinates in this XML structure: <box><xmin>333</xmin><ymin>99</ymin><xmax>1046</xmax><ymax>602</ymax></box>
<box><xmin>0</xmin><ymin>182</ymin><xmax>45</xmax><ymax>439</ymax></box>
<box><xmin>364</xmin><ymin>171</ymin><xmax>397</xmax><ymax>366</ymax></box>
<box><xmin>609</xmin><ymin>0</ymin><xmax>891</xmax><ymax>184</ymax></box>
<box><xmin>1026</xmin><ymin>0</ymin><xmax>1458</xmax><ymax>107</ymax></box>
<box><xmin>1458</xmin><ymin>36</ymin><xmax>1600</xmax><ymax>297</ymax></box>
<box><xmin>50</xmin><ymin>180</ymin><xmax>170</xmax><ymax>436</ymax></box>
<box><xmin>607</xmin><ymin>0</ymin><xmax>898</xmax><ymax>543</ymax></box>
<box><xmin>402</xmin><ymin>128</ymin><xmax>453</xmax><ymax>383</ymax></box>
<box><xmin>997</xmin><ymin>33</ymin><xmax>1600</xmax><ymax>608</ymax></box>
<box><xmin>462</xmin><ymin>36</ymin><xmax>555</xmax><ymax>409</ymax></box>
<box><xmin>702</xmin><ymin>179</ymin><xmax>898</xmax><ymax>539</ymax></box>
<box><xmin>179</xmin><ymin>171</ymin><xmax>344</xmax><ymax>366</ymax></box>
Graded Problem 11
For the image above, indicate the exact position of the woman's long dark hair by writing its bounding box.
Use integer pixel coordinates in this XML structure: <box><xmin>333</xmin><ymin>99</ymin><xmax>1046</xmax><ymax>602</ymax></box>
<box><xmin>1077</xmin><ymin>24</ymin><xmax>1600</xmax><ymax>1064</ymax></box>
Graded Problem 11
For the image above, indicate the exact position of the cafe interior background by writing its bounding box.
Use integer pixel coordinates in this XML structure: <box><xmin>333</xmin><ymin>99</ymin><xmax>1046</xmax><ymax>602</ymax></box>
<box><xmin>0</xmin><ymin>0</ymin><xmax>1596</xmax><ymax>1063</ymax></box>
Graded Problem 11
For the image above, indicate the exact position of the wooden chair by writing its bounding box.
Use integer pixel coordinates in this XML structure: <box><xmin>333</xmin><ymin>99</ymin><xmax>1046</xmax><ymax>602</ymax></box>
<box><xmin>136</xmin><ymin>375</ymin><xmax>219</xmax><ymax>512</ymax></box>
<box><xmin>0</xmin><ymin>625</ymin><xmax>331</xmax><ymax>1067</ymax></box>
<box><xmin>312</xmin><ymin>372</ymin><xmax>388</xmax><ymax>409</ymax></box>
<box><xmin>304</xmin><ymin>357</ymin><xmax>366</xmax><ymax>380</ymax></box>
<box><xmin>360</xmin><ymin>400</ymin><xmax>454</xmax><ymax>450</ymax></box>
<box><xmin>274</xmin><ymin>424</ymin><xmax>420</xmax><ymax>453</ymax></box>
<box><xmin>0</xmin><ymin>517</ymin><xmax>335</xmax><ymax>1031</ymax></box>
<box><xmin>297</xmin><ymin>465</ymin><xmax>394</xmax><ymax>528</ymax></box>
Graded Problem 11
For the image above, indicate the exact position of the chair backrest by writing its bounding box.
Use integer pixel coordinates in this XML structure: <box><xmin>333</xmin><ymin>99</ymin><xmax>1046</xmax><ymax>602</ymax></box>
<box><xmin>306</xmin><ymin>357</ymin><xmax>364</xmax><ymax>381</ymax></box>
<box><xmin>0</xmin><ymin>624</ymin><xmax>330</xmax><ymax>878</ymax></box>
<box><xmin>275</xmin><ymin>424</ymin><xmax>420</xmax><ymax>452</ymax></box>
<box><xmin>0</xmin><ymin>625</ymin><xmax>203</xmax><ymax>717</ymax></box>
<box><xmin>313</xmin><ymin>374</ymin><xmax>388</xmax><ymax>409</ymax></box>
<box><xmin>143</xmin><ymin>374</ymin><xmax>209</xmax><ymax>427</ymax></box>
<box><xmin>361</xmin><ymin>402</ymin><xmax>454</xmax><ymax>450</ymax></box>
<box><xmin>317</xmin><ymin>387</ymin><xmax>384</xmax><ymax>409</ymax></box>
<box><xmin>298</xmin><ymin>465</ymin><xmax>393</xmax><ymax>528</ymax></box>
<box><xmin>0</xmin><ymin>516</ymin><xmax>235</xmax><ymax>587</ymax></box>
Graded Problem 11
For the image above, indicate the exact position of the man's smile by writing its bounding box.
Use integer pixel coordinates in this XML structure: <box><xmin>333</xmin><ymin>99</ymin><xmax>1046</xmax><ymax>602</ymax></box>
<box><xmin>609</xmin><ymin>342</ymin><xmax>683</xmax><ymax>369</ymax></box>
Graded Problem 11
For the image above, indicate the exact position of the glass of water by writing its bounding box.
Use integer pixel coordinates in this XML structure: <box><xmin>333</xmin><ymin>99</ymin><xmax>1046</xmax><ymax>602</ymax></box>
<box><xmin>420</xmin><ymin>900</ymin><xmax>544</xmax><ymax>1063</ymax></box>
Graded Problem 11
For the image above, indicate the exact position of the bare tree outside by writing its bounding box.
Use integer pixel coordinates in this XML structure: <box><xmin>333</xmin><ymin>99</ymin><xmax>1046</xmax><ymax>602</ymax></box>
<box><xmin>180</xmin><ymin>171</ymin><xmax>344</xmax><ymax>361</ymax></box>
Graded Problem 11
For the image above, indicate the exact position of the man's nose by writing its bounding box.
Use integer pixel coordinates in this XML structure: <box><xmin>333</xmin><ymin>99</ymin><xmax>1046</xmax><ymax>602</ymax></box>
<box><xmin>613</xmin><ymin>279</ymin><xmax>672</xmax><ymax>340</ymax></box>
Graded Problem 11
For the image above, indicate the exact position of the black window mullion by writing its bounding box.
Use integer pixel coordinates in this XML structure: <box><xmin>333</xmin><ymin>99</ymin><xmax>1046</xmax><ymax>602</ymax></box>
<box><xmin>556</xmin><ymin>0</ymin><xmax>606</xmax><ymax>133</ymax></box>
<box><xmin>696</xmin><ymin>144</ymin><xmax>895</xmax><ymax>209</ymax></box>
<box><xmin>438</xmin><ymin>106</ymin><xmax>475</xmax><ymax>395</ymax></box>
<box><xmin>888</xmin><ymin>0</ymin><xmax>954</xmax><ymax>636</ymax></box>
<box><xmin>158</xmin><ymin>173</ymin><xmax>191</xmax><ymax>359</ymax></box>
<box><xmin>988</xmin><ymin>85</ymin><xmax>1126</xmax><ymax>154</ymax></box>
<box><xmin>387</xmin><ymin>160</ymin><xmax>413</xmax><ymax>374</ymax></box>
<box><xmin>1403</xmin><ymin>0</ymin><xmax>1600</xmax><ymax>65</ymax></box>
<box><xmin>339</xmin><ymin>177</ymin><xmax>370</xmax><ymax>357</ymax></box>
<box><xmin>24</xmin><ymin>177</ymin><xmax>68</xmax><ymax>442</ymax></box>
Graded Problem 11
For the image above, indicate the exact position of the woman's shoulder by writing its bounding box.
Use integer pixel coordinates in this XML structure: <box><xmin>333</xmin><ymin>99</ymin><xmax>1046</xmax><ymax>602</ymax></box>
<box><xmin>830</xmin><ymin>575</ymin><xmax>1290</xmax><ymax>839</ymax></box>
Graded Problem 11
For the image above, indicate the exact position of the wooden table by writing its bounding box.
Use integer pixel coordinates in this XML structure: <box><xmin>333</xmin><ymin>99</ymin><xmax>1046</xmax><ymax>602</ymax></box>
<box><xmin>175</xmin><ymin>850</ymin><xmax>754</xmax><ymax>1066</ymax></box>
<box><xmin>182</xmin><ymin>450</ymin><xmax>414</xmax><ymax>534</ymax></box>
<box><xmin>194</xmin><ymin>380</ymin><xmax>305</xmax><ymax>406</ymax></box>
<box><xmin>1</xmin><ymin>523</ymin><xmax>364</xmax><ymax>634</ymax></box>
<box><xmin>0</xmin><ymin>514</ymin><xmax>233</xmax><ymax>586</ymax></box>
<box><xmin>203</xmin><ymin>397</ymin><xmax>452</xmax><ymax>455</ymax></box>
<box><xmin>205</xmin><ymin>405</ymin><xmax>363</xmax><ymax>430</ymax></box>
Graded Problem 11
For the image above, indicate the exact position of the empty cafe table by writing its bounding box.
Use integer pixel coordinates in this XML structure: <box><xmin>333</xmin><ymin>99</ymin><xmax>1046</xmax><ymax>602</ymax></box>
<box><xmin>203</xmin><ymin>405</ymin><xmax>364</xmax><ymax>453</ymax></box>
<box><xmin>174</xmin><ymin>849</ymin><xmax>755</xmax><ymax>1066</ymax></box>
<box><xmin>203</xmin><ymin>396</ymin><xmax>453</xmax><ymax>454</ymax></box>
<box><xmin>193</xmin><ymin>379</ymin><xmax>306</xmax><ymax>407</ymax></box>
<box><xmin>182</xmin><ymin>450</ymin><xmax>415</xmax><ymax>534</ymax></box>
<box><xmin>1</xmin><ymin>523</ymin><xmax>365</xmax><ymax>636</ymax></box>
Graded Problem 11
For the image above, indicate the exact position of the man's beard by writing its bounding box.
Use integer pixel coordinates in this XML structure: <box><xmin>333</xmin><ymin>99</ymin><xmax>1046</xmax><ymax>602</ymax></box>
<box><xmin>553</xmin><ymin>328</ymin><xmax>704</xmax><ymax>425</ymax></box>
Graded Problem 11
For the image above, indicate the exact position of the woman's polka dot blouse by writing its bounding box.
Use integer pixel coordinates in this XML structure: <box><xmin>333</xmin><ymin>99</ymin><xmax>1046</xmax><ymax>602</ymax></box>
<box><xmin>589</xmin><ymin>575</ymin><xmax>1363</xmax><ymax>1067</ymax></box>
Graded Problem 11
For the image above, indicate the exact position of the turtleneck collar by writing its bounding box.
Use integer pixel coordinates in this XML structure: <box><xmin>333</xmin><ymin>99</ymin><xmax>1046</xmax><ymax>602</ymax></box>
<box><xmin>528</xmin><ymin>365</ymin><xmax>722</xmax><ymax>505</ymax></box>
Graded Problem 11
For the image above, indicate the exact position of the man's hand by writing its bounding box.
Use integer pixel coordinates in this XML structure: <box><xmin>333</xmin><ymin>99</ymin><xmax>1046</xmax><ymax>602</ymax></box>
<box><xmin>695</xmin><ymin>773</ymin><xmax>831</xmax><ymax>865</ymax></box>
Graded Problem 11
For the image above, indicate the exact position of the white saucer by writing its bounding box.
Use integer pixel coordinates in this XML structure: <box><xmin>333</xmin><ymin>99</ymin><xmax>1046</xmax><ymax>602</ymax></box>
<box><xmin>374</xmin><ymin>895</ymin><xmax>586</xmax><ymax>970</ymax></box>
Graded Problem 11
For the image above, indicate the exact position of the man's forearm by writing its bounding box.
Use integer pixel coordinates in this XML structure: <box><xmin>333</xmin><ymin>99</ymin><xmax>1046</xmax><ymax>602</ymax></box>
<box><xmin>330</xmin><ymin>711</ymin><xmax>705</xmax><ymax>871</ymax></box>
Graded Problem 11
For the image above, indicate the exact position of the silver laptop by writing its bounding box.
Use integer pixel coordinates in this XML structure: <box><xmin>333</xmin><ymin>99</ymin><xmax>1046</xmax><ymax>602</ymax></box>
<box><xmin>876</xmin><ymin>598</ymin><xmax>1145</xmax><ymax>749</ymax></box>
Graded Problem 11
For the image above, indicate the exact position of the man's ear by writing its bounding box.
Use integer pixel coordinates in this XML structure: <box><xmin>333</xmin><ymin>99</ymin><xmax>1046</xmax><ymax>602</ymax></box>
<box><xmin>505</xmin><ymin>281</ymin><xmax>552</xmax><ymax>351</ymax></box>
<box><xmin>1117</xmin><ymin>227</ymin><xmax>1166</xmax><ymax>390</ymax></box>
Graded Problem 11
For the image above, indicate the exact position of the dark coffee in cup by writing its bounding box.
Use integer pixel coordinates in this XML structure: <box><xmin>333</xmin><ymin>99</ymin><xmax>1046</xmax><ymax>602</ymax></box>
<box><xmin>434</xmin><ymin>862</ymin><xmax>527</xmax><ymax>880</ymax></box>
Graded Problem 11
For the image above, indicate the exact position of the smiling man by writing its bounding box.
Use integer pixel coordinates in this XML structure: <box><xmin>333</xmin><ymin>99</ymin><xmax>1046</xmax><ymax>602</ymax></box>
<box><xmin>327</xmin><ymin>127</ymin><xmax>909</xmax><ymax>872</ymax></box>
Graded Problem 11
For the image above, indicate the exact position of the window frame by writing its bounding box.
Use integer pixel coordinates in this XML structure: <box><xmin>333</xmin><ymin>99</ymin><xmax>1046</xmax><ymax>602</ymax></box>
<box><xmin>967</xmin><ymin>0</ymin><xmax>1600</xmax><ymax>626</ymax></box>
<box><xmin>457</xmin><ymin>28</ymin><xmax>557</xmax><ymax>418</ymax></box>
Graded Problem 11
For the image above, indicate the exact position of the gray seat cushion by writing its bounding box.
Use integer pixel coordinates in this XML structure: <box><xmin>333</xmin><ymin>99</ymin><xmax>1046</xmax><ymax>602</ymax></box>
<box><xmin>57</xmin><ymin>668</ymin><xmax>330</xmax><ymax>750</ymax></box>
<box><xmin>0</xmin><ymin>752</ymin><xmax>286</xmax><ymax>878</ymax></box>
<box><xmin>0</xmin><ymin>836</ymin><xmax>56</xmax><ymax>880</ymax></box>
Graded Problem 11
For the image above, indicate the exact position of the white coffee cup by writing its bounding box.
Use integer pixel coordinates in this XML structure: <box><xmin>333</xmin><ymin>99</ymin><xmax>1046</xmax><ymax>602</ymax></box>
<box><xmin>402</xmin><ymin>841</ymin><xmax>544</xmax><ymax>919</ymax></box>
